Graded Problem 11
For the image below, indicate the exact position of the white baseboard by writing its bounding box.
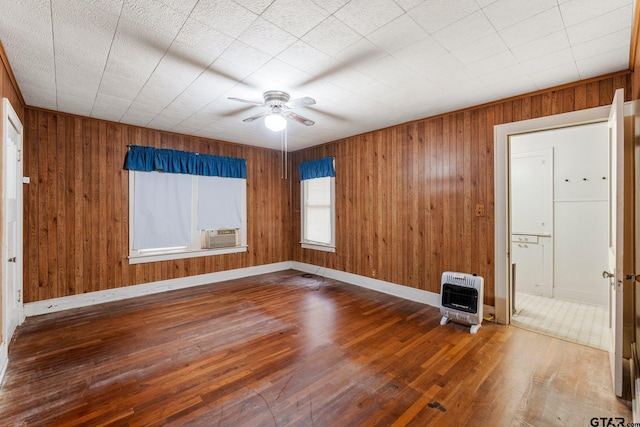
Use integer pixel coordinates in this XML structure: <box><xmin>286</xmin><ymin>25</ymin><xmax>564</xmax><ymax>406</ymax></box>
<box><xmin>24</xmin><ymin>261</ymin><xmax>293</xmax><ymax>317</ymax></box>
<box><xmin>6</xmin><ymin>262</ymin><xmax>496</xmax><ymax>393</ymax></box>
<box><xmin>0</xmin><ymin>342</ymin><xmax>8</xmax><ymax>388</ymax></box>
<box><xmin>291</xmin><ymin>261</ymin><xmax>442</xmax><ymax>308</ymax></box>
<box><xmin>24</xmin><ymin>261</ymin><xmax>494</xmax><ymax>319</ymax></box>
<box><xmin>292</xmin><ymin>262</ymin><xmax>496</xmax><ymax>318</ymax></box>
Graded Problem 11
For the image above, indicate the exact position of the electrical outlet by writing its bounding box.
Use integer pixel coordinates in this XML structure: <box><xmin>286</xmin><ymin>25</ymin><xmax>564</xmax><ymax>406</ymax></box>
<box><xmin>475</xmin><ymin>204</ymin><xmax>485</xmax><ymax>217</ymax></box>
<box><xmin>372</xmin><ymin>269</ymin><xmax>376</xmax><ymax>277</ymax></box>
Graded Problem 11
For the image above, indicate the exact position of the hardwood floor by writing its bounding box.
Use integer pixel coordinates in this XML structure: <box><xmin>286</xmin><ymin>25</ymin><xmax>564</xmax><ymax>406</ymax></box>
<box><xmin>0</xmin><ymin>270</ymin><xmax>630</xmax><ymax>426</ymax></box>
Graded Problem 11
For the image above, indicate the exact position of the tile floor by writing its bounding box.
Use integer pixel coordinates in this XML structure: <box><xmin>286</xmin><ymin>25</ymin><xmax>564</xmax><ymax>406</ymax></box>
<box><xmin>511</xmin><ymin>292</ymin><xmax>608</xmax><ymax>351</ymax></box>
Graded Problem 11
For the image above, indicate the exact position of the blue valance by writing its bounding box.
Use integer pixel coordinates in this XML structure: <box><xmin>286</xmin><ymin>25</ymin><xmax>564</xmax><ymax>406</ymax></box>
<box><xmin>124</xmin><ymin>145</ymin><xmax>247</xmax><ymax>179</ymax></box>
<box><xmin>299</xmin><ymin>157</ymin><xmax>335</xmax><ymax>180</ymax></box>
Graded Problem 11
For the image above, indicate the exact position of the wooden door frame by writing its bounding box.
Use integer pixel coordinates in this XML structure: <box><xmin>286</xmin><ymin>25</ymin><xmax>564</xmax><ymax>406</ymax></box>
<box><xmin>494</xmin><ymin>103</ymin><xmax>616</xmax><ymax>324</ymax></box>
<box><xmin>0</xmin><ymin>97</ymin><xmax>24</xmax><ymax>385</ymax></box>
<box><xmin>495</xmin><ymin>97</ymin><xmax>638</xmax><ymax>400</ymax></box>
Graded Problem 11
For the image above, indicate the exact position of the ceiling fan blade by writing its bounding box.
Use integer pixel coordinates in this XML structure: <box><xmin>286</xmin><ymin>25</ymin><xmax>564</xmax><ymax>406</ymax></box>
<box><xmin>307</xmin><ymin>107</ymin><xmax>346</xmax><ymax>122</ymax></box>
<box><xmin>285</xmin><ymin>97</ymin><xmax>316</xmax><ymax>109</ymax></box>
<box><xmin>283</xmin><ymin>111</ymin><xmax>315</xmax><ymax>126</ymax></box>
<box><xmin>228</xmin><ymin>97</ymin><xmax>264</xmax><ymax>106</ymax></box>
<box><xmin>299</xmin><ymin>48</ymin><xmax>382</xmax><ymax>86</ymax></box>
<box><xmin>242</xmin><ymin>111</ymin><xmax>270</xmax><ymax>122</ymax></box>
<box><xmin>118</xmin><ymin>25</ymin><xmax>256</xmax><ymax>88</ymax></box>
<box><xmin>220</xmin><ymin>105</ymin><xmax>256</xmax><ymax>118</ymax></box>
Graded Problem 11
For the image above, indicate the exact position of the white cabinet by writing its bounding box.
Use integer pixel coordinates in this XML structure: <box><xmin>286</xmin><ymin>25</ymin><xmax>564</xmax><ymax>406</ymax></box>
<box><xmin>511</xmin><ymin>236</ymin><xmax>553</xmax><ymax>297</ymax></box>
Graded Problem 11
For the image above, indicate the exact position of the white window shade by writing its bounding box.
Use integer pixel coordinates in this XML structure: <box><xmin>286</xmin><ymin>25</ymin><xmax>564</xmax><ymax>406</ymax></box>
<box><xmin>306</xmin><ymin>206</ymin><xmax>331</xmax><ymax>243</ymax></box>
<box><xmin>197</xmin><ymin>176</ymin><xmax>245</xmax><ymax>230</ymax></box>
<box><xmin>303</xmin><ymin>176</ymin><xmax>333</xmax><ymax>245</ymax></box>
<box><xmin>133</xmin><ymin>171</ymin><xmax>192</xmax><ymax>250</ymax></box>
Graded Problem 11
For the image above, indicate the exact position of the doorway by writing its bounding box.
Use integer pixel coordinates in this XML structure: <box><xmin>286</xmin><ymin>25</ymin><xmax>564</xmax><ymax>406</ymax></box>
<box><xmin>494</xmin><ymin>104</ymin><xmax>613</xmax><ymax>324</ymax></box>
<box><xmin>495</xmin><ymin>91</ymin><xmax>629</xmax><ymax>398</ymax></box>
<box><xmin>508</xmin><ymin>122</ymin><xmax>609</xmax><ymax>350</ymax></box>
<box><xmin>0</xmin><ymin>97</ymin><xmax>24</xmax><ymax>380</ymax></box>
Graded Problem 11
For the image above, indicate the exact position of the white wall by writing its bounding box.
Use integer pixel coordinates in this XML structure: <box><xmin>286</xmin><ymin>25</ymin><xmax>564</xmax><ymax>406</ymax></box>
<box><xmin>510</xmin><ymin>121</ymin><xmax>609</xmax><ymax>306</ymax></box>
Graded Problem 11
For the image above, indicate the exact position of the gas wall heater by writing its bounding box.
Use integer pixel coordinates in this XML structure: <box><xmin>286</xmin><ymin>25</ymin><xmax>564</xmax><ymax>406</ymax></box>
<box><xmin>440</xmin><ymin>271</ymin><xmax>484</xmax><ymax>334</ymax></box>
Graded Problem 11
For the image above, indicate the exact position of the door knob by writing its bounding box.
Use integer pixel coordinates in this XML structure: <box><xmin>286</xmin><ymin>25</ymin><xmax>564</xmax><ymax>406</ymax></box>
<box><xmin>602</xmin><ymin>270</ymin><xmax>614</xmax><ymax>279</ymax></box>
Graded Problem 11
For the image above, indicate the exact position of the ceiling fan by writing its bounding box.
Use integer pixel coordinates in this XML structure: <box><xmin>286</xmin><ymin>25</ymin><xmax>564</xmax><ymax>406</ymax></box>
<box><xmin>228</xmin><ymin>91</ymin><xmax>316</xmax><ymax>131</ymax></box>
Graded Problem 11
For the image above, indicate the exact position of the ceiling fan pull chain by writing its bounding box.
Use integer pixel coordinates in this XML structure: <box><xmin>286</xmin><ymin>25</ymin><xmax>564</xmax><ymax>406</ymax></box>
<box><xmin>281</xmin><ymin>125</ymin><xmax>285</xmax><ymax>179</ymax></box>
<box><xmin>281</xmin><ymin>127</ymin><xmax>288</xmax><ymax>180</ymax></box>
<box><xmin>280</xmin><ymin>126</ymin><xmax>288</xmax><ymax>180</ymax></box>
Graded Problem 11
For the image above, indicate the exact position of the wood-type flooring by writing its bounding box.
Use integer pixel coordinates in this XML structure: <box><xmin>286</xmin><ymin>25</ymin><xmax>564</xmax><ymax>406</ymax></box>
<box><xmin>0</xmin><ymin>270</ymin><xmax>630</xmax><ymax>426</ymax></box>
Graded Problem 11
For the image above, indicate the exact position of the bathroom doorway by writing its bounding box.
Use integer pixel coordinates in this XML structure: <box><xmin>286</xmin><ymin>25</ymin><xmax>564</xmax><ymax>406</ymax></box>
<box><xmin>508</xmin><ymin>122</ymin><xmax>609</xmax><ymax>350</ymax></box>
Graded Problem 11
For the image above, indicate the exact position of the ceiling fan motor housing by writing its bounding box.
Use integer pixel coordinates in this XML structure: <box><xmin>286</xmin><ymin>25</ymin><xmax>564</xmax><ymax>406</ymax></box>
<box><xmin>264</xmin><ymin>91</ymin><xmax>290</xmax><ymax>109</ymax></box>
<box><xmin>230</xmin><ymin>90</ymin><xmax>315</xmax><ymax>126</ymax></box>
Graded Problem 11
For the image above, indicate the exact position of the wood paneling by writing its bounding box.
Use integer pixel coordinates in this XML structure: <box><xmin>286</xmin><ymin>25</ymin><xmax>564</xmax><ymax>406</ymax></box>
<box><xmin>0</xmin><ymin>42</ymin><xmax>25</xmax><ymax>121</ymax></box>
<box><xmin>23</xmin><ymin>109</ymin><xmax>292</xmax><ymax>303</ymax></box>
<box><xmin>291</xmin><ymin>74</ymin><xmax>632</xmax><ymax>307</ymax></box>
<box><xmin>0</xmin><ymin>271</ymin><xmax>629</xmax><ymax>425</ymax></box>
<box><xmin>17</xmin><ymin>71</ymin><xmax>635</xmax><ymax>307</ymax></box>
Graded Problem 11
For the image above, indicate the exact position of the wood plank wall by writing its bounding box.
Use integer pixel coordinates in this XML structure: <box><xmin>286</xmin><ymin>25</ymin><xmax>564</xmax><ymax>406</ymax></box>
<box><xmin>22</xmin><ymin>111</ymin><xmax>292</xmax><ymax>303</ymax></box>
<box><xmin>0</xmin><ymin>44</ymin><xmax>25</xmax><ymax>124</ymax></box>
<box><xmin>17</xmin><ymin>72</ymin><xmax>634</xmax><ymax>306</ymax></box>
<box><xmin>290</xmin><ymin>72</ymin><xmax>631</xmax><ymax>307</ymax></box>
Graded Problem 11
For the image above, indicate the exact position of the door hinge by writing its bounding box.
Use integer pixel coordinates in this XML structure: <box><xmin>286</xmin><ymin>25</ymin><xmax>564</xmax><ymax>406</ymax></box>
<box><xmin>17</xmin><ymin>149</ymin><xmax>21</xmax><ymax>162</ymax></box>
<box><xmin>17</xmin><ymin>289</ymin><xmax>21</xmax><ymax>303</ymax></box>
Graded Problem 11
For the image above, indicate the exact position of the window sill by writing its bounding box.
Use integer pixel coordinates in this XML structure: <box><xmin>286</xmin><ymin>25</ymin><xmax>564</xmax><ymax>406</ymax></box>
<box><xmin>300</xmin><ymin>242</ymin><xmax>335</xmax><ymax>253</ymax></box>
<box><xmin>128</xmin><ymin>246</ymin><xmax>247</xmax><ymax>265</ymax></box>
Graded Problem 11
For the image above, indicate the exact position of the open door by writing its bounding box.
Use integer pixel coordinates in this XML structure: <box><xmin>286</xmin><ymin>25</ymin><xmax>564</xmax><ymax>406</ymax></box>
<box><xmin>605</xmin><ymin>88</ymin><xmax>624</xmax><ymax>397</ymax></box>
<box><xmin>2</xmin><ymin>97</ymin><xmax>24</xmax><ymax>351</ymax></box>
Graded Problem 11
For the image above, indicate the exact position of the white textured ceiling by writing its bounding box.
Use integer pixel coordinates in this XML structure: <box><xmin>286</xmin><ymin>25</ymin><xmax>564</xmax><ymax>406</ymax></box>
<box><xmin>0</xmin><ymin>0</ymin><xmax>634</xmax><ymax>151</ymax></box>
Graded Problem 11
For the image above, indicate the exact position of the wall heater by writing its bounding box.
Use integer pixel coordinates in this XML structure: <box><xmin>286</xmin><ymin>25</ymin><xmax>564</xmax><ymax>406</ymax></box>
<box><xmin>440</xmin><ymin>271</ymin><xmax>484</xmax><ymax>334</ymax></box>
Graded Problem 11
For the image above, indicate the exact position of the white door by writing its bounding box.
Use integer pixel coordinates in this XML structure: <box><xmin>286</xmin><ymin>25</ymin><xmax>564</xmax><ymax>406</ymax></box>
<box><xmin>510</xmin><ymin>149</ymin><xmax>553</xmax><ymax>237</ymax></box>
<box><xmin>510</xmin><ymin>149</ymin><xmax>553</xmax><ymax>298</ymax></box>
<box><xmin>2</xmin><ymin>97</ymin><xmax>23</xmax><ymax>345</ymax></box>
<box><xmin>605</xmin><ymin>88</ymin><xmax>624</xmax><ymax>397</ymax></box>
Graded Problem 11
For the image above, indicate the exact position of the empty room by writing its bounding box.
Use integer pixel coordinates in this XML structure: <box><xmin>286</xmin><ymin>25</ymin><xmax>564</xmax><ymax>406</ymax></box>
<box><xmin>0</xmin><ymin>0</ymin><xmax>638</xmax><ymax>425</ymax></box>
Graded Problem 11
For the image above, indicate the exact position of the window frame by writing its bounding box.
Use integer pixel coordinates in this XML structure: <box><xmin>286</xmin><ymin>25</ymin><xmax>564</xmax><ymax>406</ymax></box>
<box><xmin>300</xmin><ymin>175</ymin><xmax>336</xmax><ymax>252</ymax></box>
<box><xmin>128</xmin><ymin>170</ymin><xmax>247</xmax><ymax>265</ymax></box>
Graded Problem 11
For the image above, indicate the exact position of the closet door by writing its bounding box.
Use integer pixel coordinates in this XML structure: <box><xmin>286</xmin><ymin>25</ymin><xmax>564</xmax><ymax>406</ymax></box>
<box><xmin>510</xmin><ymin>149</ymin><xmax>553</xmax><ymax>297</ymax></box>
<box><xmin>511</xmin><ymin>149</ymin><xmax>553</xmax><ymax>236</ymax></box>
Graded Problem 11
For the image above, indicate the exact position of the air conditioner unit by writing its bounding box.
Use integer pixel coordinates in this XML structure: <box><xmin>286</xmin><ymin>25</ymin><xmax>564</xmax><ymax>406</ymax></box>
<box><xmin>201</xmin><ymin>229</ymin><xmax>239</xmax><ymax>249</ymax></box>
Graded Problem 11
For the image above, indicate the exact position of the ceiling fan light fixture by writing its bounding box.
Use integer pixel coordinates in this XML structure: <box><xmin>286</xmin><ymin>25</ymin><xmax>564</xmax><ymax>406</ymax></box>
<box><xmin>265</xmin><ymin>113</ymin><xmax>287</xmax><ymax>132</ymax></box>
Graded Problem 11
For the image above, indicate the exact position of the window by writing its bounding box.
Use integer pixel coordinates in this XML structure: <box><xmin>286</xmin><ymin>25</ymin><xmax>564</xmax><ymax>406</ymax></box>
<box><xmin>300</xmin><ymin>157</ymin><xmax>335</xmax><ymax>252</ymax></box>
<box><xmin>125</xmin><ymin>146</ymin><xmax>247</xmax><ymax>264</ymax></box>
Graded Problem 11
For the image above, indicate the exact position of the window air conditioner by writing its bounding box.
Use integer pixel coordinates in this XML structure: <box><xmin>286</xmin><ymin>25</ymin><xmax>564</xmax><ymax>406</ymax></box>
<box><xmin>201</xmin><ymin>229</ymin><xmax>239</xmax><ymax>249</ymax></box>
